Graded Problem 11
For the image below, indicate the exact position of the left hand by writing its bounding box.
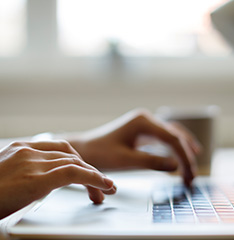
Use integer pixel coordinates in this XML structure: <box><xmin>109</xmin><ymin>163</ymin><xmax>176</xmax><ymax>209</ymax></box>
<box><xmin>64</xmin><ymin>109</ymin><xmax>201</xmax><ymax>186</ymax></box>
<box><xmin>0</xmin><ymin>140</ymin><xmax>116</xmax><ymax>219</ymax></box>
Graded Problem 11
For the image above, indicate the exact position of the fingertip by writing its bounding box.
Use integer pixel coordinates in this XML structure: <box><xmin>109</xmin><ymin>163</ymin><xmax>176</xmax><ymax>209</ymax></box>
<box><xmin>103</xmin><ymin>177</ymin><xmax>114</xmax><ymax>189</ymax></box>
<box><xmin>183</xmin><ymin>176</ymin><xmax>193</xmax><ymax>188</ymax></box>
<box><xmin>89</xmin><ymin>190</ymin><xmax>105</xmax><ymax>204</ymax></box>
<box><xmin>183</xmin><ymin>165</ymin><xmax>196</xmax><ymax>187</ymax></box>
<box><xmin>183</xmin><ymin>172</ymin><xmax>192</xmax><ymax>187</ymax></box>
<box><xmin>102</xmin><ymin>184</ymin><xmax>117</xmax><ymax>195</ymax></box>
<box><xmin>110</xmin><ymin>184</ymin><xmax>117</xmax><ymax>193</ymax></box>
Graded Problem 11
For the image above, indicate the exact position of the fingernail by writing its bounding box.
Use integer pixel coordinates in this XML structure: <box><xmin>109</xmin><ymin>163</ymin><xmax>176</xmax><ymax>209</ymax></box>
<box><xmin>111</xmin><ymin>185</ymin><xmax>117</xmax><ymax>193</ymax></box>
<box><xmin>112</xmin><ymin>184</ymin><xmax>117</xmax><ymax>191</ymax></box>
<box><xmin>103</xmin><ymin>177</ymin><xmax>113</xmax><ymax>188</ymax></box>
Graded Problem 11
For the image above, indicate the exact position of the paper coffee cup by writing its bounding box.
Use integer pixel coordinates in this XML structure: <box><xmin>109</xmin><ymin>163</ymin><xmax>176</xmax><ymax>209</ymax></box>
<box><xmin>156</xmin><ymin>105</ymin><xmax>220</xmax><ymax>175</ymax></box>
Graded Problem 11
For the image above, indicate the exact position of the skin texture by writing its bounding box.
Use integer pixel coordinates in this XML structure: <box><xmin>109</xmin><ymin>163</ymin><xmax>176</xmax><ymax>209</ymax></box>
<box><xmin>0</xmin><ymin>140</ymin><xmax>115</xmax><ymax>220</ymax></box>
<box><xmin>0</xmin><ymin>109</ymin><xmax>200</xmax><ymax>220</ymax></box>
<box><xmin>64</xmin><ymin>109</ymin><xmax>201</xmax><ymax>186</ymax></box>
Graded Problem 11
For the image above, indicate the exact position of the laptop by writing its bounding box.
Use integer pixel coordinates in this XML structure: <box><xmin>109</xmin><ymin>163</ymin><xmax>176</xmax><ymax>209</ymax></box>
<box><xmin>1</xmin><ymin>133</ymin><xmax>234</xmax><ymax>240</ymax></box>
<box><xmin>4</xmin><ymin>168</ymin><xmax>234</xmax><ymax>240</ymax></box>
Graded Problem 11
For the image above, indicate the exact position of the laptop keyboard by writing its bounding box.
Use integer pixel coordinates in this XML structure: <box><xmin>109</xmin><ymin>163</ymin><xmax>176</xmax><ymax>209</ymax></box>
<box><xmin>152</xmin><ymin>183</ymin><xmax>234</xmax><ymax>224</ymax></box>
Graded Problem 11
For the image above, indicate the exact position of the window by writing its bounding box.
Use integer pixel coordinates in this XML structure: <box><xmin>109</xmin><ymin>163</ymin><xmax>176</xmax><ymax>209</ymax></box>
<box><xmin>0</xmin><ymin>0</ymin><xmax>26</xmax><ymax>56</ymax></box>
<box><xmin>0</xmin><ymin>0</ymin><xmax>231</xmax><ymax>58</ymax></box>
<box><xmin>57</xmin><ymin>0</ymin><xmax>232</xmax><ymax>57</ymax></box>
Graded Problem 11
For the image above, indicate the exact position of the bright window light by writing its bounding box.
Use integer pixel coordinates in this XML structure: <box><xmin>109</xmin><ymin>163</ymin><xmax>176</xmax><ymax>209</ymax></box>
<box><xmin>57</xmin><ymin>0</ymin><xmax>231</xmax><ymax>56</ymax></box>
<box><xmin>0</xmin><ymin>0</ymin><xmax>26</xmax><ymax>57</ymax></box>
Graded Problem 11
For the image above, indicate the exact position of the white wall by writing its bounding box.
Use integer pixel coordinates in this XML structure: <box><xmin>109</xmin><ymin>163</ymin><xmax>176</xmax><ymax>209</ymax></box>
<box><xmin>0</xmin><ymin>57</ymin><xmax>234</xmax><ymax>147</ymax></box>
<box><xmin>0</xmin><ymin>0</ymin><xmax>234</xmax><ymax>147</ymax></box>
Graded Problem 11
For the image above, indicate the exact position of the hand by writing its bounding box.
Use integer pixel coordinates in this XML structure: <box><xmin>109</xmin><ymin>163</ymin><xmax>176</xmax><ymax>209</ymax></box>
<box><xmin>0</xmin><ymin>140</ymin><xmax>116</xmax><ymax>220</ymax></box>
<box><xmin>65</xmin><ymin>109</ymin><xmax>201</xmax><ymax>186</ymax></box>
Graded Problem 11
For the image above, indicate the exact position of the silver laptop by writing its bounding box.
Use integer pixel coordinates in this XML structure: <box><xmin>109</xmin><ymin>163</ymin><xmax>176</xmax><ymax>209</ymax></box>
<box><xmin>4</xmin><ymin>170</ymin><xmax>234</xmax><ymax>240</ymax></box>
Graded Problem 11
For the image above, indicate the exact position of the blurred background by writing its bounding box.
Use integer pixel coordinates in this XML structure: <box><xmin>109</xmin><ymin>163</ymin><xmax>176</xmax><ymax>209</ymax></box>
<box><xmin>0</xmin><ymin>0</ymin><xmax>234</xmax><ymax>147</ymax></box>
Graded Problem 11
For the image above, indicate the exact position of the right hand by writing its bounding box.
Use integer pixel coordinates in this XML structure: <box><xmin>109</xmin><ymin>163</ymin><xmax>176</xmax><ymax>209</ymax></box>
<box><xmin>67</xmin><ymin>109</ymin><xmax>200</xmax><ymax>186</ymax></box>
<box><xmin>0</xmin><ymin>140</ymin><xmax>116</xmax><ymax>220</ymax></box>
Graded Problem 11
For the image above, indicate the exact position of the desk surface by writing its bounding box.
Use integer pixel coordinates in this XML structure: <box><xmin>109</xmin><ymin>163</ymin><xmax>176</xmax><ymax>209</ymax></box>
<box><xmin>211</xmin><ymin>148</ymin><xmax>234</xmax><ymax>177</ymax></box>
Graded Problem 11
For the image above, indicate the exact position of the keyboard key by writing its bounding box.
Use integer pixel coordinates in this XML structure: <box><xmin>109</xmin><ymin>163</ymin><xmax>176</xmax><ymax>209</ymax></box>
<box><xmin>152</xmin><ymin>183</ymin><xmax>234</xmax><ymax>224</ymax></box>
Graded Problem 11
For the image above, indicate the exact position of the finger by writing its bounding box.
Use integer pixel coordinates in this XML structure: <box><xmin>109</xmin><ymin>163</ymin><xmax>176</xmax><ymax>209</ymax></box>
<box><xmin>128</xmin><ymin>149</ymin><xmax>179</xmax><ymax>172</ymax></box>
<box><xmin>173</xmin><ymin>137</ymin><xmax>197</xmax><ymax>186</ymax></box>
<box><xmin>86</xmin><ymin>186</ymin><xmax>105</xmax><ymax>204</ymax></box>
<box><xmin>102</xmin><ymin>184</ymin><xmax>117</xmax><ymax>195</ymax></box>
<box><xmin>134</xmin><ymin>115</ymin><xmax>197</xmax><ymax>185</ymax></box>
<box><xmin>86</xmin><ymin>185</ymin><xmax>117</xmax><ymax>203</ymax></box>
<box><xmin>41</xmin><ymin>165</ymin><xmax>114</xmax><ymax>192</ymax></box>
<box><xmin>168</xmin><ymin>122</ymin><xmax>202</xmax><ymax>154</ymax></box>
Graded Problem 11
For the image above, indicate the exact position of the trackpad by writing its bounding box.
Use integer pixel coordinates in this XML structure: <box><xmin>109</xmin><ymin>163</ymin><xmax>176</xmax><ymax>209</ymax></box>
<box><xmin>19</xmin><ymin>177</ymin><xmax>151</xmax><ymax>226</ymax></box>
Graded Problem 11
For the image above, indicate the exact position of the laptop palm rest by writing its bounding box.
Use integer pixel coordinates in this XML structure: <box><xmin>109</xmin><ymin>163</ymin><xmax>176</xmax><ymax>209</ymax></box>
<box><xmin>17</xmin><ymin>177</ymin><xmax>151</xmax><ymax>227</ymax></box>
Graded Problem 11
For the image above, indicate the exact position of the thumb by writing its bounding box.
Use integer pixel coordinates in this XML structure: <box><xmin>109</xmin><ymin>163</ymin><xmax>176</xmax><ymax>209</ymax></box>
<box><xmin>131</xmin><ymin>150</ymin><xmax>179</xmax><ymax>171</ymax></box>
